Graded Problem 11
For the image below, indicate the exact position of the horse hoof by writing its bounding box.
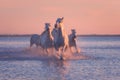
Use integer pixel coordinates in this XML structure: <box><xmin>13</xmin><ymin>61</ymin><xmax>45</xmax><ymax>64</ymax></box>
<box><xmin>59</xmin><ymin>56</ymin><xmax>66</xmax><ymax>60</ymax></box>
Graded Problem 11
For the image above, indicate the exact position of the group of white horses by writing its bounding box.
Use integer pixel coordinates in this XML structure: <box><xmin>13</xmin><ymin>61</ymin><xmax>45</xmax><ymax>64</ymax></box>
<box><xmin>30</xmin><ymin>17</ymin><xmax>79</xmax><ymax>60</ymax></box>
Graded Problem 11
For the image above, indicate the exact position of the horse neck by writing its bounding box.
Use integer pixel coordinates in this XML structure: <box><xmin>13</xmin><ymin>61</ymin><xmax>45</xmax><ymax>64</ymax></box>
<box><xmin>45</xmin><ymin>29</ymin><xmax>50</xmax><ymax>37</ymax></box>
<box><xmin>47</xmin><ymin>29</ymin><xmax>53</xmax><ymax>40</ymax></box>
<box><xmin>70</xmin><ymin>33</ymin><xmax>76</xmax><ymax>41</ymax></box>
<box><xmin>58</xmin><ymin>27</ymin><xmax>64</xmax><ymax>38</ymax></box>
<box><xmin>58</xmin><ymin>23</ymin><xmax>65</xmax><ymax>37</ymax></box>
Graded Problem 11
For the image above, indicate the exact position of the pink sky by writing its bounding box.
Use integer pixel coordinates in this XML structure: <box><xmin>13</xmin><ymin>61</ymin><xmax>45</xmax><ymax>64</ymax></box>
<box><xmin>0</xmin><ymin>0</ymin><xmax>120</xmax><ymax>34</ymax></box>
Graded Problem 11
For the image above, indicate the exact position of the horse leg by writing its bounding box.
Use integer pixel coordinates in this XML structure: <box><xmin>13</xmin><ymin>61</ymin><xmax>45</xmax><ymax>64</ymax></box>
<box><xmin>69</xmin><ymin>46</ymin><xmax>73</xmax><ymax>54</ymax></box>
<box><xmin>30</xmin><ymin>42</ymin><xmax>33</xmax><ymax>48</ymax></box>
<box><xmin>59</xmin><ymin>48</ymin><xmax>64</xmax><ymax>60</ymax></box>
<box><xmin>36</xmin><ymin>44</ymin><xmax>39</xmax><ymax>48</ymax></box>
<box><xmin>42</xmin><ymin>48</ymin><xmax>48</xmax><ymax>56</ymax></box>
<box><xmin>36</xmin><ymin>43</ymin><xmax>41</xmax><ymax>48</ymax></box>
<box><xmin>74</xmin><ymin>45</ymin><xmax>78</xmax><ymax>53</ymax></box>
<box><xmin>54</xmin><ymin>43</ymin><xmax>59</xmax><ymax>51</ymax></box>
<box><xmin>59</xmin><ymin>46</ymin><xmax>68</xmax><ymax>60</ymax></box>
<box><xmin>63</xmin><ymin>44</ymin><xmax>71</xmax><ymax>53</ymax></box>
<box><xmin>50</xmin><ymin>47</ymin><xmax>54</xmax><ymax>53</ymax></box>
<box><xmin>55</xmin><ymin>48</ymin><xmax>62</xmax><ymax>60</ymax></box>
<box><xmin>74</xmin><ymin>43</ymin><xmax>80</xmax><ymax>53</ymax></box>
<box><xmin>45</xmin><ymin>48</ymin><xmax>49</xmax><ymax>55</ymax></box>
<box><xmin>68</xmin><ymin>46</ymin><xmax>76</xmax><ymax>54</ymax></box>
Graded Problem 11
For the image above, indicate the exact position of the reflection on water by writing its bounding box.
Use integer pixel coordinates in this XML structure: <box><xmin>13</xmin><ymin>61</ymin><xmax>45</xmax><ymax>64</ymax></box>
<box><xmin>0</xmin><ymin>60</ymin><xmax>71</xmax><ymax>80</ymax></box>
<box><xmin>41</xmin><ymin>60</ymin><xmax>70</xmax><ymax>80</ymax></box>
<box><xmin>0</xmin><ymin>36</ymin><xmax>120</xmax><ymax>80</ymax></box>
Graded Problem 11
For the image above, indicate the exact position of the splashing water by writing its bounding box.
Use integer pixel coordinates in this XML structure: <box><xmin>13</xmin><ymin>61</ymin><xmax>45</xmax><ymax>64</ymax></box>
<box><xmin>0</xmin><ymin>46</ymin><xmax>87</xmax><ymax>61</ymax></box>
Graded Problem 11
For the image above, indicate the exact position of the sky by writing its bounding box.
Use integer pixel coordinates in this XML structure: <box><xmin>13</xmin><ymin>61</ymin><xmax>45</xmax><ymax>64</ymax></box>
<box><xmin>0</xmin><ymin>0</ymin><xmax>120</xmax><ymax>35</ymax></box>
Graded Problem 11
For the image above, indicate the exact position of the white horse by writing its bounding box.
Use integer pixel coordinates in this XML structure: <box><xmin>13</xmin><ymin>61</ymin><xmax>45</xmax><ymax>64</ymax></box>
<box><xmin>30</xmin><ymin>34</ymin><xmax>41</xmax><ymax>47</ymax></box>
<box><xmin>40</xmin><ymin>23</ymin><xmax>54</xmax><ymax>54</ymax></box>
<box><xmin>69</xmin><ymin>29</ymin><xmax>80</xmax><ymax>53</ymax></box>
<box><xmin>52</xmin><ymin>17</ymin><xmax>69</xmax><ymax>60</ymax></box>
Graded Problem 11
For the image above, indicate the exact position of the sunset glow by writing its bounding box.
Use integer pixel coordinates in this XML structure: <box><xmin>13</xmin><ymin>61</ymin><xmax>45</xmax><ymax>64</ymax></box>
<box><xmin>0</xmin><ymin>0</ymin><xmax>120</xmax><ymax>34</ymax></box>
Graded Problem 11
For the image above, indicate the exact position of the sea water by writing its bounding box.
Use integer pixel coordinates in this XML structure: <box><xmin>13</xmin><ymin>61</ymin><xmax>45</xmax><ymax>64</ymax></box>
<box><xmin>0</xmin><ymin>36</ymin><xmax>120</xmax><ymax>80</ymax></box>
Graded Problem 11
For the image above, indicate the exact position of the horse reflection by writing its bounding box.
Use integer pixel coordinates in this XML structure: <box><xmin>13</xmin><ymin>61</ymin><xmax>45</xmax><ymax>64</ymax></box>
<box><xmin>41</xmin><ymin>60</ymin><xmax>70</xmax><ymax>80</ymax></box>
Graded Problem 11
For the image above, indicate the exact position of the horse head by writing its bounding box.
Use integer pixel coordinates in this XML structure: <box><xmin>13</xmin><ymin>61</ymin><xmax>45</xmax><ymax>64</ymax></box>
<box><xmin>71</xmin><ymin>29</ymin><xmax>77</xmax><ymax>39</ymax></box>
<box><xmin>56</xmin><ymin>17</ymin><xmax>64</xmax><ymax>24</ymax></box>
<box><xmin>45</xmin><ymin>23</ymin><xmax>51</xmax><ymax>31</ymax></box>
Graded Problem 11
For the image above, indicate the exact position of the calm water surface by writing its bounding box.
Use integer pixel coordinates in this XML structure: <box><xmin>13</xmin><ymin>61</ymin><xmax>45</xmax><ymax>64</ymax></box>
<box><xmin>0</xmin><ymin>36</ymin><xmax>120</xmax><ymax>80</ymax></box>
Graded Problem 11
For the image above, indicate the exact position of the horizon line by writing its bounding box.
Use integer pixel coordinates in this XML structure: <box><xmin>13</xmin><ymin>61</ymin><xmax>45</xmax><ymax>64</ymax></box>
<box><xmin>0</xmin><ymin>34</ymin><xmax>120</xmax><ymax>37</ymax></box>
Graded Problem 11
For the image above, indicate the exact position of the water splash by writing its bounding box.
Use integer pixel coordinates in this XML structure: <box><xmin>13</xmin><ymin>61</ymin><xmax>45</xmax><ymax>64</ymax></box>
<box><xmin>0</xmin><ymin>47</ymin><xmax>88</xmax><ymax>61</ymax></box>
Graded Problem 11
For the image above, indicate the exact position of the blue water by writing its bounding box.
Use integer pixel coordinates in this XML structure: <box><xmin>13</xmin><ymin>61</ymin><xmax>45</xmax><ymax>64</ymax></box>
<box><xmin>0</xmin><ymin>36</ymin><xmax>120</xmax><ymax>80</ymax></box>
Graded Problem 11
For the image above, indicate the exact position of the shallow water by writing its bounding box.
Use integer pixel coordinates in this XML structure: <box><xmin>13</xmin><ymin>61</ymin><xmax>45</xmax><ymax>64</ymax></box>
<box><xmin>0</xmin><ymin>36</ymin><xmax>120</xmax><ymax>80</ymax></box>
